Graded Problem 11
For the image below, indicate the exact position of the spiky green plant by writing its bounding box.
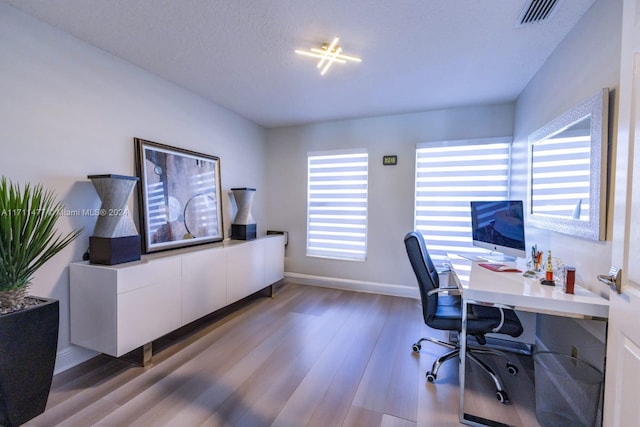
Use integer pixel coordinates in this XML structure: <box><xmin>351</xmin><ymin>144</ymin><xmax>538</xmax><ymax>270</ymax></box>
<box><xmin>0</xmin><ymin>177</ymin><xmax>81</xmax><ymax>312</ymax></box>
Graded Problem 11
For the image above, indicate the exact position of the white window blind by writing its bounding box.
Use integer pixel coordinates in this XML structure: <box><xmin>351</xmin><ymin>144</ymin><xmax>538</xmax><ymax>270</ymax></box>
<box><xmin>307</xmin><ymin>150</ymin><xmax>368</xmax><ymax>261</ymax></box>
<box><xmin>414</xmin><ymin>138</ymin><xmax>511</xmax><ymax>262</ymax></box>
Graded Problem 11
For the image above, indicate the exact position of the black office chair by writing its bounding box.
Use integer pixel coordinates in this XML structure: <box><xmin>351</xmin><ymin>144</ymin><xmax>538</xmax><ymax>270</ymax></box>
<box><xmin>404</xmin><ymin>231</ymin><xmax>524</xmax><ymax>403</ymax></box>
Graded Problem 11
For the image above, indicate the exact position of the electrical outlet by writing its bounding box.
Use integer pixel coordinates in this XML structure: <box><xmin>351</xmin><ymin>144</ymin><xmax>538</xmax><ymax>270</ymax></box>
<box><xmin>571</xmin><ymin>345</ymin><xmax>579</xmax><ymax>366</ymax></box>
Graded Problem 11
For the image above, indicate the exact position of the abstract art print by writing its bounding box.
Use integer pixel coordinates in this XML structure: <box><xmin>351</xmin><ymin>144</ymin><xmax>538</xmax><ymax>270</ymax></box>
<box><xmin>134</xmin><ymin>138</ymin><xmax>223</xmax><ymax>253</ymax></box>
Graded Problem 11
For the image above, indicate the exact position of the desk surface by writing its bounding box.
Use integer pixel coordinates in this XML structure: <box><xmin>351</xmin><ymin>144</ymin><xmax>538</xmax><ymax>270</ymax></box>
<box><xmin>448</xmin><ymin>255</ymin><xmax>609</xmax><ymax>319</ymax></box>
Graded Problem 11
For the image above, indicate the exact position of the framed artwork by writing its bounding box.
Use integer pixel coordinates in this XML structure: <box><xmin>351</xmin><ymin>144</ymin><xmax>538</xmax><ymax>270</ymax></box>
<box><xmin>134</xmin><ymin>138</ymin><xmax>224</xmax><ymax>253</ymax></box>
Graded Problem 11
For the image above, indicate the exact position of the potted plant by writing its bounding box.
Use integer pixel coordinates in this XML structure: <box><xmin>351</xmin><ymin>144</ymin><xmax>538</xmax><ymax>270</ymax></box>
<box><xmin>0</xmin><ymin>177</ymin><xmax>81</xmax><ymax>426</ymax></box>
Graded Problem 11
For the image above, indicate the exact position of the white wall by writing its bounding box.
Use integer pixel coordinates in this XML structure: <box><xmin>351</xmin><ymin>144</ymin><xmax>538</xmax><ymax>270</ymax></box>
<box><xmin>512</xmin><ymin>0</ymin><xmax>622</xmax><ymax>366</ymax></box>
<box><xmin>0</xmin><ymin>3</ymin><xmax>268</xmax><ymax>372</ymax></box>
<box><xmin>266</xmin><ymin>104</ymin><xmax>514</xmax><ymax>296</ymax></box>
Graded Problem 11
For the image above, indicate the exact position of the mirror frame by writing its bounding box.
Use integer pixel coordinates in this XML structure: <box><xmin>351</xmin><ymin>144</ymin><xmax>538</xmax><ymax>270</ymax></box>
<box><xmin>527</xmin><ymin>88</ymin><xmax>609</xmax><ymax>241</ymax></box>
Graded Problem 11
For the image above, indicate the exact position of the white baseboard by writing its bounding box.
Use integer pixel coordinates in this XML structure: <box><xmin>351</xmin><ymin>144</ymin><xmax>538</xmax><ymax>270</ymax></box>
<box><xmin>284</xmin><ymin>272</ymin><xmax>419</xmax><ymax>299</ymax></box>
<box><xmin>54</xmin><ymin>345</ymin><xmax>98</xmax><ymax>375</ymax></box>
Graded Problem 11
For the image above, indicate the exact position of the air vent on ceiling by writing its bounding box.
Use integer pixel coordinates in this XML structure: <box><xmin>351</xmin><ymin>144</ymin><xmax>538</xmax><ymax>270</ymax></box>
<box><xmin>517</xmin><ymin>0</ymin><xmax>563</xmax><ymax>26</ymax></box>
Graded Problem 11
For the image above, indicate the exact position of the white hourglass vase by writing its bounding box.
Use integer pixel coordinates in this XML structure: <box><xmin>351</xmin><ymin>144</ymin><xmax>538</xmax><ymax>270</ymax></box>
<box><xmin>232</xmin><ymin>188</ymin><xmax>256</xmax><ymax>225</ymax></box>
<box><xmin>89</xmin><ymin>174</ymin><xmax>139</xmax><ymax>238</ymax></box>
<box><xmin>231</xmin><ymin>187</ymin><xmax>256</xmax><ymax>240</ymax></box>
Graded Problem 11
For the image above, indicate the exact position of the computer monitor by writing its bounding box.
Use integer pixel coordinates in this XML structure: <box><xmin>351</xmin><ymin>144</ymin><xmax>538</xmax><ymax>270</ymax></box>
<box><xmin>470</xmin><ymin>200</ymin><xmax>526</xmax><ymax>261</ymax></box>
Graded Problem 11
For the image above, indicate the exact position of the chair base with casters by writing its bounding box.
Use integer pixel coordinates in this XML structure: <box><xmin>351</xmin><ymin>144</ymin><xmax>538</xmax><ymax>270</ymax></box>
<box><xmin>411</xmin><ymin>336</ymin><xmax>519</xmax><ymax>403</ymax></box>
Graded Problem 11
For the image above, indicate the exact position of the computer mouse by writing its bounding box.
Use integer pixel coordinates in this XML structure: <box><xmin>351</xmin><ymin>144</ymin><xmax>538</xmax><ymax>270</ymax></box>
<box><xmin>522</xmin><ymin>270</ymin><xmax>537</xmax><ymax>278</ymax></box>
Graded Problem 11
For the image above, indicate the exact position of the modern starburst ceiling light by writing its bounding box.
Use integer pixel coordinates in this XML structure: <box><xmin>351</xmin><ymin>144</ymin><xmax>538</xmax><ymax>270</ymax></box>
<box><xmin>295</xmin><ymin>37</ymin><xmax>362</xmax><ymax>76</ymax></box>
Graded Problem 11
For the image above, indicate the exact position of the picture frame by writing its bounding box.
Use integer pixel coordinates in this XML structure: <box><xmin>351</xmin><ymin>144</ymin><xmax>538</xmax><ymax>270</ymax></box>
<box><xmin>134</xmin><ymin>138</ymin><xmax>224</xmax><ymax>253</ymax></box>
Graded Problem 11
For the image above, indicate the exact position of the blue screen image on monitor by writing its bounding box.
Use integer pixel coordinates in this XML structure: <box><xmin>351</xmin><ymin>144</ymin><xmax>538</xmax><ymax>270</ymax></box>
<box><xmin>470</xmin><ymin>200</ymin><xmax>526</xmax><ymax>260</ymax></box>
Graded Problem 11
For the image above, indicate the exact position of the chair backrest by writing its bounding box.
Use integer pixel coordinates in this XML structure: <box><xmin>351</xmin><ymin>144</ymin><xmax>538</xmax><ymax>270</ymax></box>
<box><xmin>404</xmin><ymin>231</ymin><xmax>440</xmax><ymax>323</ymax></box>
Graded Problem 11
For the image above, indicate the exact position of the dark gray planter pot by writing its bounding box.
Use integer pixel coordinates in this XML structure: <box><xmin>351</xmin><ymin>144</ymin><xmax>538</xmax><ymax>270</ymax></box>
<box><xmin>0</xmin><ymin>297</ymin><xmax>59</xmax><ymax>426</ymax></box>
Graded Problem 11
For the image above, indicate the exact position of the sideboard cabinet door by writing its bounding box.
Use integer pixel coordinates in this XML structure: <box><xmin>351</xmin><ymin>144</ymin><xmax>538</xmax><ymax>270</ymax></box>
<box><xmin>182</xmin><ymin>247</ymin><xmax>227</xmax><ymax>324</ymax></box>
<box><xmin>226</xmin><ymin>240</ymin><xmax>265</xmax><ymax>304</ymax></box>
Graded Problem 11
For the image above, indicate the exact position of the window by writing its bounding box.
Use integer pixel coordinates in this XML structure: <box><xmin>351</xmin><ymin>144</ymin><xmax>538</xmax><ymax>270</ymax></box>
<box><xmin>307</xmin><ymin>150</ymin><xmax>368</xmax><ymax>261</ymax></box>
<box><xmin>414</xmin><ymin>138</ymin><xmax>511</xmax><ymax>262</ymax></box>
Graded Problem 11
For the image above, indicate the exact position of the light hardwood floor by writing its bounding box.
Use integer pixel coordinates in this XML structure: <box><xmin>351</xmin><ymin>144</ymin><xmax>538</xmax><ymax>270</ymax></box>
<box><xmin>26</xmin><ymin>283</ymin><xmax>540</xmax><ymax>426</ymax></box>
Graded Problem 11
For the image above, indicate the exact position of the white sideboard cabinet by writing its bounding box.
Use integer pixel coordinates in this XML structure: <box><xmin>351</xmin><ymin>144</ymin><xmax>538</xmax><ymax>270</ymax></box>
<box><xmin>70</xmin><ymin>235</ymin><xmax>284</xmax><ymax>362</ymax></box>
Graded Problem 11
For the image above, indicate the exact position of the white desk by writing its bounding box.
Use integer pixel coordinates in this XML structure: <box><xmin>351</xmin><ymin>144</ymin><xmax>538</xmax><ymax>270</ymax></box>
<box><xmin>448</xmin><ymin>255</ymin><xmax>609</xmax><ymax>426</ymax></box>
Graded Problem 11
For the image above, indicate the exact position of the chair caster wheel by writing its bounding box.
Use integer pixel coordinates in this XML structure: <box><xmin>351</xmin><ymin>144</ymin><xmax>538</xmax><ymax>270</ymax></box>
<box><xmin>426</xmin><ymin>372</ymin><xmax>436</xmax><ymax>382</ymax></box>
<box><xmin>506</xmin><ymin>363</ymin><xmax>518</xmax><ymax>376</ymax></box>
<box><xmin>496</xmin><ymin>390</ymin><xmax>510</xmax><ymax>404</ymax></box>
<box><xmin>412</xmin><ymin>343</ymin><xmax>421</xmax><ymax>352</ymax></box>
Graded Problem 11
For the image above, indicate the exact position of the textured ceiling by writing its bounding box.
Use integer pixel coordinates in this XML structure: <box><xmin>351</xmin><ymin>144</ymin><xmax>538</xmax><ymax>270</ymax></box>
<box><xmin>2</xmin><ymin>0</ymin><xmax>596</xmax><ymax>128</ymax></box>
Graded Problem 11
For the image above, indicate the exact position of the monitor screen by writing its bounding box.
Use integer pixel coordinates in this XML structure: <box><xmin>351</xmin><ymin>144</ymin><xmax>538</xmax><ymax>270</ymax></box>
<box><xmin>470</xmin><ymin>200</ymin><xmax>526</xmax><ymax>260</ymax></box>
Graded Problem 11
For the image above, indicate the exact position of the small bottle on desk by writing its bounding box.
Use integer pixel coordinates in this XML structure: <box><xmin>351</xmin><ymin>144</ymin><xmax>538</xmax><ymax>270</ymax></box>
<box><xmin>545</xmin><ymin>251</ymin><xmax>554</xmax><ymax>282</ymax></box>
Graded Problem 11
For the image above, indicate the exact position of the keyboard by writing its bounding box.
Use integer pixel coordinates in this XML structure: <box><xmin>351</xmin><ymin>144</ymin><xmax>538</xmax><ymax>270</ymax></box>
<box><xmin>457</xmin><ymin>254</ymin><xmax>487</xmax><ymax>262</ymax></box>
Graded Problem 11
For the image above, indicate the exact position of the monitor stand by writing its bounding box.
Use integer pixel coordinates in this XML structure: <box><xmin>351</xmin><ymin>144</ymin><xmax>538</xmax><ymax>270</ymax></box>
<box><xmin>479</xmin><ymin>252</ymin><xmax>516</xmax><ymax>263</ymax></box>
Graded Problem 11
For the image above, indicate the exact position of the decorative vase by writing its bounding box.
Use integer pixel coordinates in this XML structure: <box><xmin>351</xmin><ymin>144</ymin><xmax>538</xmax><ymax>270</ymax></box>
<box><xmin>88</xmin><ymin>174</ymin><xmax>141</xmax><ymax>264</ymax></box>
<box><xmin>231</xmin><ymin>188</ymin><xmax>256</xmax><ymax>240</ymax></box>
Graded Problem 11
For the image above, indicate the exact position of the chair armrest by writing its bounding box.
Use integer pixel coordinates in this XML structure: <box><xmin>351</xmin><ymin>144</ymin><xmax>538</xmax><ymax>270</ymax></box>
<box><xmin>427</xmin><ymin>288</ymin><xmax>462</xmax><ymax>297</ymax></box>
<box><xmin>471</xmin><ymin>302</ymin><xmax>513</xmax><ymax>333</ymax></box>
<box><xmin>489</xmin><ymin>303</ymin><xmax>512</xmax><ymax>333</ymax></box>
<box><xmin>492</xmin><ymin>308</ymin><xmax>505</xmax><ymax>333</ymax></box>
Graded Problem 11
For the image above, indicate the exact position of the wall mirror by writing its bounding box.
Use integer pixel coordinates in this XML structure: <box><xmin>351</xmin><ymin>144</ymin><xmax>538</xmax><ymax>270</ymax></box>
<box><xmin>527</xmin><ymin>88</ymin><xmax>609</xmax><ymax>241</ymax></box>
